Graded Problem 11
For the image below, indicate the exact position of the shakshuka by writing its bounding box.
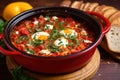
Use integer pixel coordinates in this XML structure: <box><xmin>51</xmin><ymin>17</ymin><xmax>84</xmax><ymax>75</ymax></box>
<box><xmin>10</xmin><ymin>15</ymin><xmax>95</xmax><ymax>57</ymax></box>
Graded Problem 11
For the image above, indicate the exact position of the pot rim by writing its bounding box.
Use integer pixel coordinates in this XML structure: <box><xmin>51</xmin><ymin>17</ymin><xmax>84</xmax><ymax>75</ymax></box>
<box><xmin>3</xmin><ymin>7</ymin><xmax>103</xmax><ymax>59</ymax></box>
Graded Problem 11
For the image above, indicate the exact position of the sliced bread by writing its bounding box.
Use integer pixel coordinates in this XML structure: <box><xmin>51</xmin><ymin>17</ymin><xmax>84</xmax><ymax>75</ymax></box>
<box><xmin>100</xmin><ymin>6</ymin><xmax>114</xmax><ymax>14</ymax></box>
<box><xmin>101</xmin><ymin>38</ymin><xmax>120</xmax><ymax>60</ymax></box>
<box><xmin>79</xmin><ymin>2</ymin><xmax>85</xmax><ymax>10</ymax></box>
<box><xmin>94</xmin><ymin>5</ymin><xmax>106</xmax><ymax>13</ymax></box>
<box><xmin>105</xmin><ymin>25</ymin><xmax>120</xmax><ymax>53</ymax></box>
<box><xmin>82</xmin><ymin>2</ymin><xmax>90</xmax><ymax>11</ymax></box>
<box><xmin>60</xmin><ymin>0</ymin><xmax>71</xmax><ymax>7</ymax></box>
<box><xmin>111</xmin><ymin>16</ymin><xmax>120</xmax><ymax>27</ymax></box>
<box><xmin>87</xmin><ymin>2</ymin><xmax>99</xmax><ymax>11</ymax></box>
<box><xmin>109</xmin><ymin>11</ymin><xmax>120</xmax><ymax>22</ymax></box>
<box><xmin>71</xmin><ymin>1</ymin><xmax>83</xmax><ymax>9</ymax></box>
<box><xmin>103</xmin><ymin>8</ymin><xmax>118</xmax><ymax>19</ymax></box>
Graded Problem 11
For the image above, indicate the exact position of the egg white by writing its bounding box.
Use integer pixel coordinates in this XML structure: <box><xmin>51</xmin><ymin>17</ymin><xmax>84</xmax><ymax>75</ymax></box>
<box><xmin>52</xmin><ymin>16</ymin><xmax>58</xmax><ymax>20</ymax></box>
<box><xmin>54</xmin><ymin>37</ymin><xmax>68</xmax><ymax>47</ymax></box>
<box><xmin>32</xmin><ymin>32</ymin><xmax>50</xmax><ymax>40</ymax></box>
<box><xmin>33</xmin><ymin>20</ymin><xmax>39</xmax><ymax>25</ymax></box>
<box><xmin>60</xmin><ymin>28</ymin><xmax>77</xmax><ymax>38</ymax></box>
<box><xmin>40</xmin><ymin>49</ymin><xmax>51</xmax><ymax>55</ymax></box>
<box><xmin>44</xmin><ymin>24</ymin><xmax>53</xmax><ymax>30</ymax></box>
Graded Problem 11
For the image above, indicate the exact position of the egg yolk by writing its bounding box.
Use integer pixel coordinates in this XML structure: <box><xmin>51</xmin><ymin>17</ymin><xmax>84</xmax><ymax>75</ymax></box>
<box><xmin>38</xmin><ymin>35</ymin><xmax>48</xmax><ymax>40</ymax></box>
<box><xmin>64</xmin><ymin>28</ymin><xmax>72</xmax><ymax>34</ymax></box>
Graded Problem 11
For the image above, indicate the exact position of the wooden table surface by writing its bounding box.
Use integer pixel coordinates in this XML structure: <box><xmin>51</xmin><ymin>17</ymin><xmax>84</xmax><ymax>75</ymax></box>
<box><xmin>0</xmin><ymin>0</ymin><xmax>120</xmax><ymax>80</ymax></box>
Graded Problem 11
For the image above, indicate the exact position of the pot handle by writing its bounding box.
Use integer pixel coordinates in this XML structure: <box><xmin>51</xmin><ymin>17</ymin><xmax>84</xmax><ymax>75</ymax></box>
<box><xmin>87</xmin><ymin>12</ymin><xmax>111</xmax><ymax>35</ymax></box>
<box><xmin>0</xmin><ymin>33</ymin><xmax>22</xmax><ymax>56</ymax></box>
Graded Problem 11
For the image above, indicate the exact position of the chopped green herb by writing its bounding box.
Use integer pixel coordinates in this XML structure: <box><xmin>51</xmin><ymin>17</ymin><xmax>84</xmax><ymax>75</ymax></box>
<box><xmin>0</xmin><ymin>18</ymin><xmax>7</xmax><ymax>48</ymax></box>
<box><xmin>44</xmin><ymin>24</ymin><xmax>53</xmax><ymax>30</ymax></box>
<box><xmin>74</xmin><ymin>39</ymin><xmax>80</xmax><ymax>45</ymax></box>
<box><xmin>67</xmin><ymin>34</ymin><xmax>77</xmax><ymax>40</ymax></box>
<box><xmin>35</xmin><ymin>23</ymin><xmax>41</xmax><ymax>32</ymax></box>
<box><xmin>32</xmin><ymin>34</ymin><xmax>44</xmax><ymax>46</ymax></box>
<box><xmin>27</xmin><ymin>49</ymin><xmax>34</xmax><ymax>54</ymax></box>
<box><xmin>58</xmin><ymin>39</ymin><xmax>63</xmax><ymax>45</ymax></box>
<box><xmin>20</xmin><ymin>36</ymin><xmax>29</xmax><ymax>40</ymax></box>
<box><xmin>16</xmin><ymin>36</ymin><xmax>29</xmax><ymax>43</ymax></box>
<box><xmin>0</xmin><ymin>19</ymin><xmax>7</xmax><ymax>33</ymax></box>
<box><xmin>58</xmin><ymin>21</ymin><xmax>65</xmax><ymax>30</ymax></box>
<box><xmin>28</xmin><ymin>28</ymin><xmax>33</xmax><ymax>33</ymax></box>
<box><xmin>45</xmin><ymin>16</ymin><xmax>50</xmax><ymax>21</ymax></box>
<box><xmin>49</xmin><ymin>45</ymin><xmax>60</xmax><ymax>53</ymax></box>
<box><xmin>50</xmin><ymin>27</ymin><xmax>61</xmax><ymax>40</ymax></box>
<box><xmin>28</xmin><ymin>39</ymin><xmax>33</xmax><ymax>45</ymax></box>
<box><xmin>34</xmin><ymin>40</ymin><xmax>44</xmax><ymax>46</ymax></box>
<box><xmin>11</xmin><ymin>66</ymin><xmax>35</xmax><ymax>80</ymax></box>
<box><xmin>67</xmin><ymin>42</ymin><xmax>74</xmax><ymax>47</ymax></box>
<box><xmin>44</xmin><ymin>24</ymin><xmax>49</xmax><ymax>30</ymax></box>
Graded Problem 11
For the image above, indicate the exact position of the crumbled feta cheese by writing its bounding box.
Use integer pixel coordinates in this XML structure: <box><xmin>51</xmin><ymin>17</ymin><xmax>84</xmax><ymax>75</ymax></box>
<box><xmin>15</xmin><ymin>31</ymin><xmax>19</xmax><ymax>34</ymax></box>
<box><xmin>54</xmin><ymin>37</ymin><xmax>68</xmax><ymax>47</ymax></box>
<box><xmin>40</xmin><ymin>49</ymin><xmax>51</xmax><ymax>54</ymax></box>
<box><xmin>84</xmin><ymin>40</ymin><xmax>92</xmax><ymax>43</ymax></box>
<box><xmin>52</xmin><ymin>16</ymin><xmax>58</xmax><ymax>20</ymax></box>
<box><xmin>44</xmin><ymin>18</ymin><xmax>48</xmax><ymax>21</ymax></box>
<box><xmin>45</xmin><ymin>24</ymin><xmax>53</xmax><ymax>30</ymax></box>
<box><xmin>81</xmin><ymin>29</ymin><xmax>87</xmax><ymax>35</ymax></box>
<box><xmin>33</xmin><ymin>20</ymin><xmax>39</xmax><ymax>25</ymax></box>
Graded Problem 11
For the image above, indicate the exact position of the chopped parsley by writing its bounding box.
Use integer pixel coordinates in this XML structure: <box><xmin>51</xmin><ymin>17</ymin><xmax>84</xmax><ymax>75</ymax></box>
<box><xmin>49</xmin><ymin>45</ymin><xmax>60</xmax><ymax>53</ymax></box>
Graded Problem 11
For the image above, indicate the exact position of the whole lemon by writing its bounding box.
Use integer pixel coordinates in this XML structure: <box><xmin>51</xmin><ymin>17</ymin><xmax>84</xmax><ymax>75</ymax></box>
<box><xmin>3</xmin><ymin>2</ymin><xmax>33</xmax><ymax>21</ymax></box>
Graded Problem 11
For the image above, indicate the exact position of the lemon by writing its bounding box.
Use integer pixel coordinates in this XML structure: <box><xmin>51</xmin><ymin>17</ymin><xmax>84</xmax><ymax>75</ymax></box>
<box><xmin>3</xmin><ymin>2</ymin><xmax>33</xmax><ymax>21</ymax></box>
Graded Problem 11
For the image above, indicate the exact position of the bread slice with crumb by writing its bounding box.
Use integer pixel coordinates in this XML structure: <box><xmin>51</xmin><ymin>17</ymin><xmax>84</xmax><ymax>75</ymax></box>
<box><xmin>111</xmin><ymin>17</ymin><xmax>120</xmax><ymax>27</ymax></box>
<box><xmin>105</xmin><ymin>25</ymin><xmax>120</xmax><ymax>53</ymax></box>
<box><xmin>100</xmin><ymin>37</ymin><xmax>120</xmax><ymax>60</ymax></box>
<box><xmin>60</xmin><ymin>0</ymin><xmax>71</xmax><ymax>7</ymax></box>
<box><xmin>79</xmin><ymin>2</ymin><xmax>85</xmax><ymax>10</ymax></box>
<box><xmin>103</xmin><ymin>8</ymin><xmax>118</xmax><ymax>19</ymax></box>
<box><xmin>82</xmin><ymin>2</ymin><xmax>90</xmax><ymax>11</ymax></box>
<box><xmin>87</xmin><ymin>2</ymin><xmax>99</xmax><ymax>11</ymax></box>
<box><xmin>109</xmin><ymin>11</ymin><xmax>120</xmax><ymax>22</ymax></box>
<box><xmin>94</xmin><ymin>5</ymin><xmax>106</xmax><ymax>13</ymax></box>
<box><xmin>71</xmin><ymin>1</ymin><xmax>83</xmax><ymax>9</ymax></box>
<box><xmin>100</xmin><ymin>6</ymin><xmax>114</xmax><ymax>14</ymax></box>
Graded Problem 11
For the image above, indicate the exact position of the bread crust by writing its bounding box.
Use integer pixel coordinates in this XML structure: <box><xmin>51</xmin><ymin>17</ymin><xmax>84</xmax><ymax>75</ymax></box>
<box><xmin>100</xmin><ymin>38</ymin><xmax>120</xmax><ymax>61</ymax></box>
<box><xmin>71</xmin><ymin>1</ymin><xmax>83</xmax><ymax>9</ymax></box>
<box><xmin>94</xmin><ymin>5</ymin><xmax>106</xmax><ymax>13</ymax></box>
<box><xmin>87</xmin><ymin>2</ymin><xmax>99</xmax><ymax>11</ymax></box>
<box><xmin>111</xmin><ymin>16</ymin><xmax>120</xmax><ymax>27</ymax></box>
<box><xmin>79</xmin><ymin>2</ymin><xmax>85</xmax><ymax>10</ymax></box>
<box><xmin>83</xmin><ymin>2</ymin><xmax>90</xmax><ymax>11</ymax></box>
<box><xmin>60</xmin><ymin>0</ymin><xmax>120</xmax><ymax>54</ymax></box>
<box><xmin>105</xmin><ymin>25</ymin><xmax>120</xmax><ymax>53</ymax></box>
<box><xmin>103</xmin><ymin>8</ymin><xmax>118</xmax><ymax>19</ymax></box>
<box><xmin>109</xmin><ymin>11</ymin><xmax>120</xmax><ymax>22</ymax></box>
<box><xmin>100</xmin><ymin>6</ymin><xmax>114</xmax><ymax>14</ymax></box>
<box><xmin>60</xmin><ymin>0</ymin><xmax>71</xmax><ymax>7</ymax></box>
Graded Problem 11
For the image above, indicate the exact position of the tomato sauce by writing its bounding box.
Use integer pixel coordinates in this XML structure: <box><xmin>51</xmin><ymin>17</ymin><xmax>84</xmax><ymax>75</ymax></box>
<box><xmin>10</xmin><ymin>15</ymin><xmax>95</xmax><ymax>57</ymax></box>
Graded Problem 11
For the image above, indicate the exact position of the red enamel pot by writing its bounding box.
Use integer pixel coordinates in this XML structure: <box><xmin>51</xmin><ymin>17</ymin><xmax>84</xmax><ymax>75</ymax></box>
<box><xmin>0</xmin><ymin>7</ymin><xmax>110</xmax><ymax>74</ymax></box>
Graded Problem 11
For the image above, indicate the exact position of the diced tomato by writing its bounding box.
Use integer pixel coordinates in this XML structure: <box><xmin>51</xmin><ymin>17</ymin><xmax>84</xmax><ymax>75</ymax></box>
<box><xmin>34</xmin><ymin>46</ymin><xmax>42</xmax><ymax>53</ymax></box>
<box><xmin>58</xmin><ymin>17</ymin><xmax>65</xmax><ymax>22</ymax></box>
<box><xmin>18</xmin><ymin>27</ymin><xmax>29</xmax><ymax>35</ymax></box>
<box><xmin>10</xmin><ymin>15</ymin><xmax>95</xmax><ymax>57</ymax></box>
<box><xmin>10</xmin><ymin>33</ymin><xmax>19</xmax><ymax>42</ymax></box>
<box><xmin>69</xmin><ymin>21</ymin><xmax>76</xmax><ymax>27</ymax></box>
<box><xmin>15</xmin><ymin>44</ymin><xmax>26</xmax><ymax>51</ymax></box>
<box><xmin>65</xmin><ymin>17</ymin><xmax>76</xmax><ymax>27</ymax></box>
<box><xmin>39</xmin><ymin>15</ymin><xmax>46</xmax><ymax>25</ymax></box>
<box><xmin>79</xmin><ymin>43</ymin><xmax>86</xmax><ymax>50</ymax></box>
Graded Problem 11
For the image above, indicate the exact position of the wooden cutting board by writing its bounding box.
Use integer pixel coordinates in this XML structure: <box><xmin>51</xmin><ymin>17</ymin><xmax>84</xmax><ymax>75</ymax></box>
<box><xmin>6</xmin><ymin>48</ymin><xmax>100</xmax><ymax>80</ymax></box>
